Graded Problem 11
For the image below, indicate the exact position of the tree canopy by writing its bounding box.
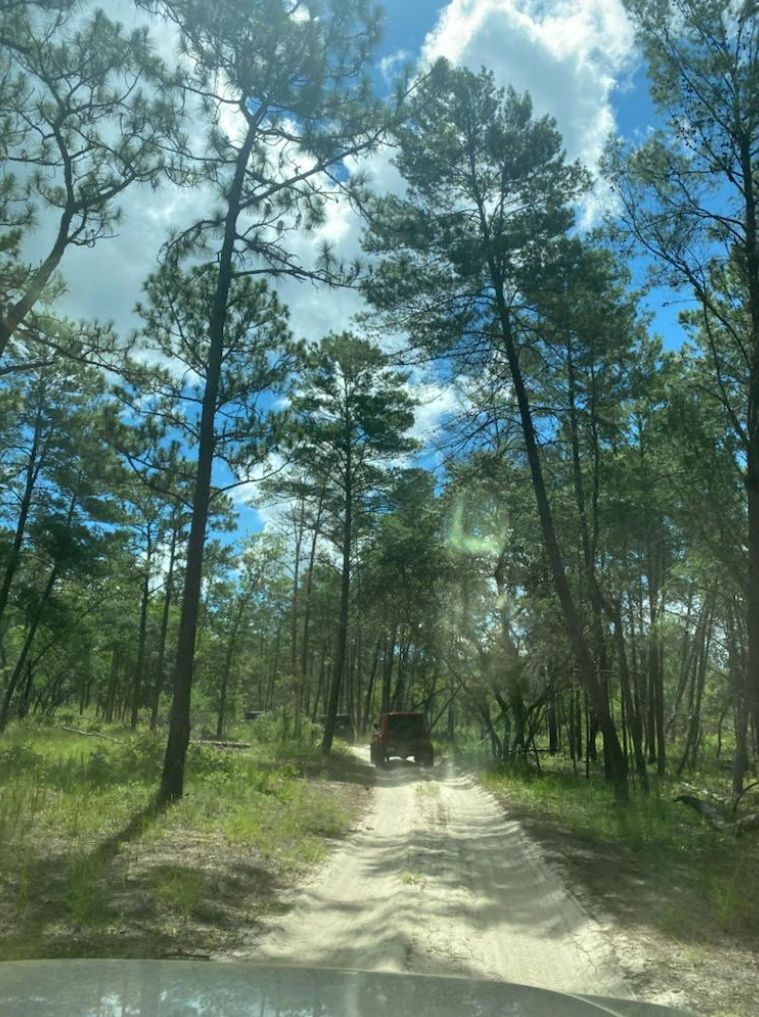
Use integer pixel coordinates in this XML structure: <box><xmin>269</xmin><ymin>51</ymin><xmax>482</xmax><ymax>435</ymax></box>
<box><xmin>0</xmin><ymin>0</ymin><xmax>757</xmax><ymax>813</ymax></box>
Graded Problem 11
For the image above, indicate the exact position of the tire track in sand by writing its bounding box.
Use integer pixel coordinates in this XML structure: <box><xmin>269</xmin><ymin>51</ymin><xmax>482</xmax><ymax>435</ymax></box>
<box><xmin>233</xmin><ymin>752</ymin><xmax>632</xmax><ymax>998</ymax></box>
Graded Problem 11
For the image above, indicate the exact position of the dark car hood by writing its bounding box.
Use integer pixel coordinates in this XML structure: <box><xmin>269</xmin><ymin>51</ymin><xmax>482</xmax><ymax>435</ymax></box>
<box><xmin>0</xmin><ymin>960</ymin><xmax>698</xmax><ymax>1017</ymax></box>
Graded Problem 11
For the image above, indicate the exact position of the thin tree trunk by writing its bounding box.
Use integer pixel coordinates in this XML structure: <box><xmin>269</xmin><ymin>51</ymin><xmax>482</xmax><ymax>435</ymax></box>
<box><xmin>677</xmin><ymin>603</ymin><xmax>713</xmax><ymax>775</ymax></box>
<box><xmin>312</xmin><ymin>642</ymin><xmax>327</xmax><ymax>723</ymax></box>
<box><xmin>725</xmin><ymin>596</ymin><xmax>750</xmax><ymax>793</ymax></box>
<box><xmin>216</xmin><ymin>591</ymin><xmax>252</xmax><ymax>740</ymax></box>
<box><xmin>151</xmin><ymin>526</ymin><xmax>178</xmax><ymax>730</ymax></box>
<box><xmin>612</xmin><ymin>602</ymin><xmax>649</xmax><ymax>791</ymax></box>
<box><xmin>646</xmin><ymin>537</ymin><xmax>666</xmax><ymax>776</ymax></box>
<box><xmin>392</xmin><ymin>627</ymin><xmax>410</xmax><ymax>710</ymax></box>
<box><xmin>0</xmin><ymin>204</ymin><xmax>74</xmax><ymax>360</ymax></box>
<box><xmin>291</xmin><ymin>498</ymin><xmax>305</xmax><ymax>737</ymax></box>
<box><xmin>747</xmin><ymin>456</ymin><xmax>759</xmax><ymax>774</ymax></box>
<box><xmin>668</xmin><ymin>590</ymin><xmax>695</xmax><ymax>736</ymax></box>
<box><xmin>268</xmin><ymin>617</ymin><xmax>282</xmax><ymax>711</ymax></box>
<box><xmin>0</xmin><ymin>564</ymin><xmax>59</xmax><ymax>731</ymax></box>
<box><xmin>0</xmin><ymin>401</ymin><xmax>46</xmax><ymax>630</ymax></box>
<box><xmin>159</xmin><ymin>123</ymin><xmax>257</xmax><ymax>803</ymax></box>
<box><xmin>0</xmin><ymin>490</ymin><xmax>77</xmax><ymax>732</ymax></box>
<box><xmin>548</xmin><ymin>696</ymin><xmax>558</xmax><ymax>755</ymax></box>
<box><xmin>215</xmin><ymin>635</ymin><xmax>235</xmax><ymax>742</ymax></box>
<box><xmin>463</xmin><ymin>684</ymin><xmax>503</xmax><ymax>759</ymax></box>
<box><xmin>105</xmin><ymin>648</ymin><xmax>119</xmax><ymax>723</ymax></box>
<box><xmin>18</xmin><ymin>661</ymin><xmax>34</xmax><ymax>719</ymax></box>
<box><xmin>741</xmin><ymin>130</ymin><xmax>759</xmax><ymax>779</ymax></box>
<box><xmin>299</xmin><ymin>487</ymin><xmax>324</xmax><ymax>705</ymax></box>
<box><xmin>504</xmin><ymin>313</ymin><xmax>623</xmax><ymax>795</ymax></box>
<box><xmin>381</xmin><ymin>625</ymin><xmax>397</xmax><ymax>713</ymax></box>
<box><xmin>322</xmin><ymin>444</ymin><xmax>352</xmax><ymax>754</ymax></box>
<box><xmin>362</xmin><ymin>635</ymin><xmax>382</xmax><ymax>732</ymax></box>
<box><xmin>131</xmin><ymin>526</ymin><xmax>152</xmax><ymax>729</ymax></box>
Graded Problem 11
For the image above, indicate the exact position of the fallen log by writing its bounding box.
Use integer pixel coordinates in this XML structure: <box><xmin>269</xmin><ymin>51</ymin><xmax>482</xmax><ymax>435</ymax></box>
<box><xmin>731</xmin><ymin>780</ymin><xmax>759</xmax><ymax>815</ymax></box>
<box><xmin>61</xmin><ymin>725</ymin><xmax>121</xmax><ymax>743</ymax></box>
<box><xmin>190</xmin><ymin>739</ymin><xmax>252</xmax><ymax>750</ymax></box>
<box><xmin>735</xmin><ymin>813</ymin><xmax>759</xmax><ymax>835</ymax></box>
<box><xmin>675</xmin><ymin>794</ymin><xmax>759</xmax><ymax>836</ymax></box>
<box><xmin>675</xmin><ymin>794</ymin><xmax>729</xmax><ymax>829</ymax></box>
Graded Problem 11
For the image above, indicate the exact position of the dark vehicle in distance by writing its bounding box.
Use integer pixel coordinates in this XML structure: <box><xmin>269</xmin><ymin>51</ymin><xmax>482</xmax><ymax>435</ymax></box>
<box><xmin>320</xmin><ymin>713</ymin><xmax>355</xmax><ymax>744</ymax></box>
<box><xmin>371</xmin><ymin>711</ymin><xmax>433</xmax><ymax>767</ymax></box>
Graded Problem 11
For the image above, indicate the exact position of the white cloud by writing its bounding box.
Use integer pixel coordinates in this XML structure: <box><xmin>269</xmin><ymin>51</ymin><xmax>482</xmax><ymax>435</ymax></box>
<box><xmin>422</xmin><ymin>0</ymin><xmax>636</xmax><ymax>169</ymax></box>
<box><xmin>409</xmin><ymin>379</ymin><xmax>462</xmax><ymax>445</ymax></box>
<box><xmin>12</xmin><ymin>0</ymin><xmax>642</xmax><ymax>542</ymax></box>
<box><xmin>36</xmin><ymin>1</ymin><xmax>639</xmax><ymax>346</ymax></box>
<box><xmin>230</xmin><ymin>452</ymin><xmax>287</xmax><ymax>501</ymax></box>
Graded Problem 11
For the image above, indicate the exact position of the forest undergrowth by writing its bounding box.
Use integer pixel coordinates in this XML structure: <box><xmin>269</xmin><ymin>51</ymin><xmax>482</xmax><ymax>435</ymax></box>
<box><xmin>0</xmin><ymin>720</ymin><xmax>371</xmax><ymax>960</ymax></box>
<box><xmin>479</xmin><ymin>754</ymin><xmax>759</xmax><ymax>1017</ymax></box>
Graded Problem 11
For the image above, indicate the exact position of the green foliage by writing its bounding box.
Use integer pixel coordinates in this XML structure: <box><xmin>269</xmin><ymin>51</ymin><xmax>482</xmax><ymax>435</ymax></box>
<box><xmin>484</xmin><ymin>764</ymin><xmax>759</xmax><ymax>938</ymax></box>
<box><xmin>0</xmin><ymin>725</ymin><xmax>367</xmax><ymax>957</ymax></box>
<box><xmin>0</xmin><ymin>0</ymin><xmax>180</xmax><ymax>352</ymax></box>
<box><xmin>0</xmin><ymin>5</ymin><xmax>758</xmax><ymax>972</ymax></box>
<box><xmin>151</xmin><ymin>866</ymin><xmax>203</xmax><ymax>922</ymax></box>
<box><xmin>239</xmin><ymin>707</ymin><xmax>319</xmax><ymax>747</ymax></box>
<box><xmin>362</xmin><ymin>61</ymin><xmax>589</xmax><ymax>360</ymax></box>
<box><xmin>150</xmin><ymin>0</ymin><xmax>388</xmax><ymax>275</ymax></box>
<box><xmin>127</xmin><ymin>265</ymin><xmax>297</xmax><ymax>481</ymax></box>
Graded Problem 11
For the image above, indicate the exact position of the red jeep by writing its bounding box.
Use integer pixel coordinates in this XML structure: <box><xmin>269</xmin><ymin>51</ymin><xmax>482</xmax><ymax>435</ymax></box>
<box><xmin>370</xmin><ymin>711</ymin><xmax>434</xmax><ymax>767</ymax></box>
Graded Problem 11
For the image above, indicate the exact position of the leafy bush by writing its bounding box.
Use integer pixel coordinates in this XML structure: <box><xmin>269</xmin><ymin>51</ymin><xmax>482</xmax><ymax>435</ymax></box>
<box><xmin>0</xmin><ymin>743</ymin><xmax>45</xmax><ymax>777</ymax></box>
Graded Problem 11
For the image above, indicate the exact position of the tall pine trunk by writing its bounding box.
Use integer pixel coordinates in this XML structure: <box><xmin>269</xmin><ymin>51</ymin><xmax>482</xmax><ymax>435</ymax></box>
<box><xmin>151</xmin><ymin>526</ymin><xmax>178</xmax><ymax>730</ymax></box>
<box><xmin>159</xmin><ymin>125</ymin><xmax>256</xmax><ymax>803</ymax></box>
<box><xmin>299</xmin><ymin>488</ymin><xmax>325</xmax><ymax>731</ymax></box>
<box><xmin>491</xmin><ymin>283</ymin><xmax>628</xmax><ymax>797</ymax></box>
<box><xmin>321</xmin><ymin>448</ymin><xmax>352</xmax><ymax>754</ymax></box>
<box><xmin>0</xmin><ymin>403</ymin><xmax>45</xmax><ymax>631</ymax></box>
<box><xmin>130</xmin><ymin>526</ymin><xmax>152</xmax><ymax>730</ymax></box>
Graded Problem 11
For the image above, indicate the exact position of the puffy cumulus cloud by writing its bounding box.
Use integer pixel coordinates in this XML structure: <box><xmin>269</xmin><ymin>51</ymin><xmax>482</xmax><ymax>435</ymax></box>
<box><xmin>19</xmin><ymin>0</ymin><xmax>640</xmax><ymax>342</ymax></box>
<box><xmin>227</xmin><ymin>452</ymin><xmax>290</xmax><ymax>534</ymax></box>
<box><xmin>19</xmin><ymin>0</ymin><xmax>643</xmax><ymax>551</ymax></box>
<box><xmin>422</xmin><ymin>0</ymin><xmax>636</xmax><ymax>169</ymax></box>
<box><xmin>269</xmin><ymin>195</ymin><xmax>367</xmax><ymax>343</ymax></box>
<box><xmin>17</xmin><ymin>0</ymin><xmax>193</xmax><ymax>336</ymax></box>
<box><xmin>35</xmin><ymin>183</ymin><xmax>201</xmax><ymax>337</ymax></box>
<box><xmin>271</xmin><ymin>0</ymin><xmax>640</xmax><ymax>342</ymax></box>
<box><xmin>408</xmin><ymin>379</ymin><xmax>463</xmax><ymax>446</ymax></box>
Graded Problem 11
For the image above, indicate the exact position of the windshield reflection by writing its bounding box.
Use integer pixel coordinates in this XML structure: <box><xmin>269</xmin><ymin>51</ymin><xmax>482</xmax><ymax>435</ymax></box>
<box><xmin>0</xmin><ymin>960</ymin><xmax>694</xmax><ymax>1017</ymax></box>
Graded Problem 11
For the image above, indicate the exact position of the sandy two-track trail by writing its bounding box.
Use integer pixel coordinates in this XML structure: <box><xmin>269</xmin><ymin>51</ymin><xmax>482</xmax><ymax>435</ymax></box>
<box><xmin>242</xmin><ymin>753</ymin><xmax>631</xmax><ymax>998</ymax></box>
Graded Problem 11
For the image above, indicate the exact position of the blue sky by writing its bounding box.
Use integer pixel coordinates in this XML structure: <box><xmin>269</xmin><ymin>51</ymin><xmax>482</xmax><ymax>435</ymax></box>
<box><xmin>237</xmin><ymin>0</ymin><xmax>681</xmax><ymax>538</ymax></box>
<box><xmin>49</xmin><ymin>0</ymin><xmax>678</xmax><ymax>354</ymax></box>
<box><xmin>380</xmin><ymin>0</ymin><xmax>446</xmax><ymax>57</ymax></box>
<box><xmin>35</xmin><ymin>0</ymin><xmax>688</xmax><ymax>541</ymax></box>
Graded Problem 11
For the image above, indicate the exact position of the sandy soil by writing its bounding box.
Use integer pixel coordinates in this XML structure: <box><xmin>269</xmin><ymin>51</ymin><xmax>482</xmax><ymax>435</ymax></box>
<box><xmin>235</xmin><ymin>754</ymin><xmax>631</xmax><ymax>999</ymax></box>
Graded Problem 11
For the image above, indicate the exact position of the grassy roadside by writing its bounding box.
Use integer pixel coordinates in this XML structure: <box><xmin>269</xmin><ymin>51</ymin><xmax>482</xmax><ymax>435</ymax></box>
<box><xmin>0</xmin><ymin>722</ymin><xmax>373</xmax><ymax>960</ymax></box>
<box><xmin>481</xmin><ymin>764</ymin><xmax>759</xmax><ymax>1017</ymax></box>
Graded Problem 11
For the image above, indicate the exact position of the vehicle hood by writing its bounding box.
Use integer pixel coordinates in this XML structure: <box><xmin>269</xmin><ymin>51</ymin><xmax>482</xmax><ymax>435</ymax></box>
<box><xmin>0</xmin><ymin>960</ymin><xmax>698</xmax><ymax>1017</ymax></box>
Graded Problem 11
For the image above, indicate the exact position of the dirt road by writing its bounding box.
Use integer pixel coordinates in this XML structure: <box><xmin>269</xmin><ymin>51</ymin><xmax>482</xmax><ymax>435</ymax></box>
<box><xmin>244</xmin><ymin>755</ymin><xmax>631</xmax><ymax>997</ymax></box>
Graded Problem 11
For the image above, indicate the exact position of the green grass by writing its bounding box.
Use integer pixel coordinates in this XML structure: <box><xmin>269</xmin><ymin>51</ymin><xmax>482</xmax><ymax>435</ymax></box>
<box><xmin>0</xmin><ymin>719</ymin><xmax>369</xmax><ymax>959</ymax></box>
<box><xmin>415</xmin><ymin>781</ymin><xmax>440</xmax><ymax>798</ymax></box>
<box><xmin>482</xmin><ymin>761</ymin><xmax>759</xmax><ymax>941</ymax></box>
<box><xmin>151</xmin><ymin>866</ymin><xmax>204</xmax><ymax>921</ymax></box>
<box><xmin>65</xmin><ymin>855</ymin><xmax>107</xmax><ymax>927</ymax></box>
